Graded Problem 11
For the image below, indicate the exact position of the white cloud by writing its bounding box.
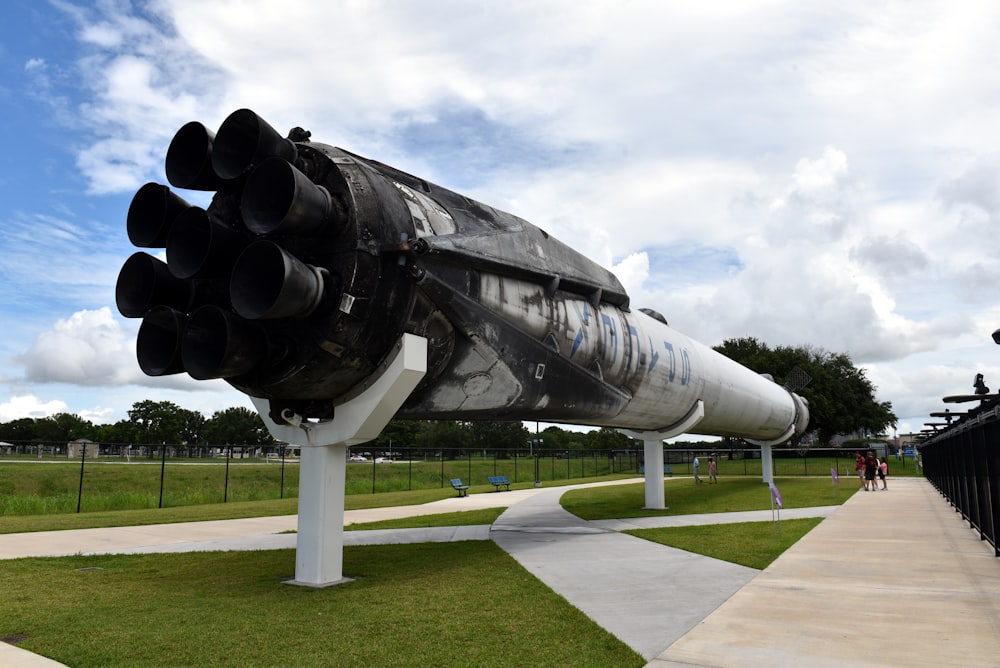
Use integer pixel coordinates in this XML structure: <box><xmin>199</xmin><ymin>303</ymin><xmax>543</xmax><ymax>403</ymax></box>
<box><xmin>0</xmin><ymin>395</ymin><xmax>68</xmax><ymax>421</ymax></box>
<box><xmin>19</xmin><ymin>308</ymin><xmax>139</xmax><ymax>385</ymax></box>
<box><xmin>11</xmin><ymin>0</ymin><xmax>1000</xmax><ymax>433</ymax></box>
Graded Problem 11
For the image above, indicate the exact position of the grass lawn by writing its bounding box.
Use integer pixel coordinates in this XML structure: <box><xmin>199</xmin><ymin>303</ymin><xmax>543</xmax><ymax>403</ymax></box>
<box><xmin>562</xmin><ymin>477</ymin><xmax>853</xmax><ymax>520</ymax></box>
<box><xmin>628</xmin><ymin>517</ymin><xmax>824</xmax><ymax>570</ymax></box>
<box><xmin>1</xmin><ymin>543</ymin><xmax>643</xmax><ymax>668</ymax></box>
<box><xmin>345</xmin><ymin>507</ymin><xmax>506</xmax><ymax>531</ymax></box>
<box><xmin>0</xmin><ymin>488</ymin><xmax>461</xmax><ymax>534</ymax></box>
<box><xmin>1</xmin><ymin>476</ymin><xmax>849</xmax><ymax>666</ymax></box>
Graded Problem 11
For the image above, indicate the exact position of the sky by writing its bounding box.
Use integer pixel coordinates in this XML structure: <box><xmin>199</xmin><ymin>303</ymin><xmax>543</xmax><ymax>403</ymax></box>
<box><xmin>2</xmin><ymin>0</ymin><xmax>999</xmax><ymax>438</ymax></box>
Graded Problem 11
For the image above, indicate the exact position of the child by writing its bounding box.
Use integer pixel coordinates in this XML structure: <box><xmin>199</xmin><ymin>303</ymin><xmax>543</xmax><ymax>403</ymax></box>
<box><xmin>708</xmin><ymin>457</ymin><xmax>718</xmax><ymax>484</ymax></box>
<box><xmin>878</xmin><ymin>458</ymin><xmax>888</xmax><ymax>490</ymax></box>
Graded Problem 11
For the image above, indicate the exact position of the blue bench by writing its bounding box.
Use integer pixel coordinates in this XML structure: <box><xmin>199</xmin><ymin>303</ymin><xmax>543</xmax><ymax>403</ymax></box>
<box><xmin>450</xmin><ymin>478</ymin><xmax>470</xmax><ymax>497</ymax></box>
<box><xmin>638</xmin><ymin>465</ymin><xmax>673</xmax><ymax>476</ymax></box>
<box><xmin>488</xmin><ymin>475</ymin><xmax>511</xmax><ymax>491</ymax></box>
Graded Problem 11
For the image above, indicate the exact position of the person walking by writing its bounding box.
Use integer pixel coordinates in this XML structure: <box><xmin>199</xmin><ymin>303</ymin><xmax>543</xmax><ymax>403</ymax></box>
<box><xmin>708</xmin><ymin>457</ymin><xmax>718</xmax><ymax>484</ymax></box>
<box><xmin>878</xmin><ymin>457</ymin><xmax>888</xmax><ymax>491</ymax></box>
<box><xmin>863</xmin><ymin>451</ymin><xmax>878</xmax><ymax>491</ymax></box>
<box><xmin>692</xmin><ymin>456</ymin><xmax>701</xmax><ymax>483</ymax></box>
<box><xmin>855</xmin><ymin>452</ymin><xmax>865</xmax><ymax>489</ymax></box>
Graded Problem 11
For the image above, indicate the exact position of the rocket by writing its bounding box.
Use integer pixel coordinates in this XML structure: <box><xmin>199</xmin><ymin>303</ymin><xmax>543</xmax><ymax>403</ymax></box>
<box><xmin>116</xmin><ymin>109</ymin><xmax>808</xmax><ymax>444</ymax></box>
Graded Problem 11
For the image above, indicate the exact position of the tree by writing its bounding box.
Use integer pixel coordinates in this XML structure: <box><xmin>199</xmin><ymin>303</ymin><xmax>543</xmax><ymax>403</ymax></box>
<box><xmin>127</xmin><ymin>400</ymin><xmax>187</xmax><ymax>444</ymax></box>
<box><xmin>536</xmin><ymin>426</ymin><xmax>571</xmax><ymax>452</ymax></box>
<box><xmin>32</xmin><ymin>413</ymin><xmax>96</xmax><ymax>443</ymax></box>
<box><xmin>587</xmin><ymin>427</ymin><xmax>632</xmax><ymax>451</ymax></box>
<box><xmin>466</xmin><ymin>420</ymin><xmax>530</xmax><ymax>456</ymax></box>
<box><xmin>415</xmin><ymin>420</ymin><xmax>468</xmax><ymax>454</ymax></box>
<box><xmin>372</xmin><ymin>420</ymin><xmax>424</xmax><ymax>452</ymax></box>
<box><xmin>0</xmin><ymin>417</ymin><xmax>37</xmax><ymax>442</ymax></box>
<box><xmin>177</xmin><ymin>409</ymin><xmax>207</xmax><ymax>445</ymax></box>
<box><xmin>714</xmin><ymin>338</ymin><xmax>897</xmax><ymax>446</ymax></box>
<box><xmin>95</xmin><ymin>419</ymin><xmax>139</xmax><ymax>445</ymax></box>
<box><xmin>203</xmin><ymin>407</ymin><xmax>273</xmax><ymax>445</ymax></box>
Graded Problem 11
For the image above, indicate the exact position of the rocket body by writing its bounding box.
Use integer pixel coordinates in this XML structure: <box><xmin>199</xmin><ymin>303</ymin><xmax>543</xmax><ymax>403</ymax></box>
<box><xmin>117</xmin><ymin>109</ymin><xmax>807</xmax><ymax>443</ymax></box>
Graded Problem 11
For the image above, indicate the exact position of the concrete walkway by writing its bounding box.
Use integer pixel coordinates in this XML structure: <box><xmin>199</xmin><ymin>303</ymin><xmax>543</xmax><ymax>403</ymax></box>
<box><xmin>649</xmin><ymin>478</ymin><xmax>1000</xmax><ymax>667</ymax></box>
<box><xmin>2</xmin><ymin>477</ymin><xmax>999</xmax><ymax>667</ymax></box>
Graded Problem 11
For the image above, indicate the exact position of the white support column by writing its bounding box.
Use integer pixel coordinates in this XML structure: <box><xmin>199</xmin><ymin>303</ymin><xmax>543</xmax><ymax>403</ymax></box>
<box><xmin>621</xmin><ymin>400</ymin><xmax>705</xmax><ymax>510</ymax></box>
<box><xmin>747</xmin><ymin>423</ymin><xmax>794</xmax><ymax>485</ymax></box>
<box><xmin>642</xmin><ymin>437</ymin><xmax>666</xmax><ymax>509</ymax></box>
<box><xmin>760</xmin><ymin>443</ymin><xmax>774</xmax><ymax>485</ymax></box>
<box><xmin>292</xmin><ymin>443</ymin><xmax>349</xmax><ymax>586</ymax></box>
<box><xmin>252</xmin><ymin>334</ymin><xmax>427</xmax><ymax>588</ymax></box>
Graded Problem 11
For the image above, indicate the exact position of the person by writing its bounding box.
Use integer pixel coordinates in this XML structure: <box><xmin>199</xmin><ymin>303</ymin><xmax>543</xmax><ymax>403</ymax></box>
<box><xmin>708</xmin><ymin>457</ymin><xmax>718</xmax><ymax>484</ymax></box>
<box><xmin>855</xmin><ymin>453</ymin><xmax>865</xmax><ymax>489</ymax></box>
<box><xmin>879</xmin><ymin>457</ymin><xmax>888</xmax><ymax>491</ymax></box>
<box><xmin>692</xmin><ymin>456</ymin><xmax>701</xmax><ymax>483</ymax></box>
<box><xmin>863</xmin><ymin>451</ymin><xmax>878</xmax><ymax>491</ymax></box>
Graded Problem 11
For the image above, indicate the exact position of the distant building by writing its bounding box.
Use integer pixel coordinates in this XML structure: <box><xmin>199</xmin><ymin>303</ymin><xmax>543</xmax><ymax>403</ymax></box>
<box><xmin>67</xmin><ymin>439</ymin><xmax>99</xmax><ymax>458</ymax></box>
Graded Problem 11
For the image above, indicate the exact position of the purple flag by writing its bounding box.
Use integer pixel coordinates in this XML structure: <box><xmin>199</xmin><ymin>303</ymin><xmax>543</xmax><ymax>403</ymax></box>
<box><xmin>830</xmin><ymin>467</ymin><xmax>840</xmax><ymax>482</ymax></box>
<box><xmin>769</xmin><ymin>481</ymin><xmax>783</xmax><ymax>509</ymax></box>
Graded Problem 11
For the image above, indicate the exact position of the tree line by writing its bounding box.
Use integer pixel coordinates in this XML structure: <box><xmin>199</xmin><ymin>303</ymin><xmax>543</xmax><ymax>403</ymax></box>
<box><xmin>0</xmin><ymin>339</ymin><xmax>896</xmax><ymax>449</ymax></box>
<box><xmin>0</xmin><ymin>401</ymin><xmax>273</xmax><ymax>446</ymax></box>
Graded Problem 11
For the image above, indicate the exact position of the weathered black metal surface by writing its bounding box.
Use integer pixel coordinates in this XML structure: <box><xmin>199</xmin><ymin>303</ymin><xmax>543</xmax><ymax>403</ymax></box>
<box><xmin>116</xmin><ymin>108</ymin><xmax>808</xmax><ymax>441</ymax></box>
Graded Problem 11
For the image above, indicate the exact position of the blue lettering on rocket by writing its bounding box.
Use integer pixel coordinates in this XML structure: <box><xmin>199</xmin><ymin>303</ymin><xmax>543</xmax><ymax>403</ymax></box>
<box><xmin>570</xmin><ymin>328</ymin><xmax>584</xmax><ymax>358</ymax></box>
<box><xmin>570</xmin><ymin>302</ymin><xmax>590</xmax><ymax>359</ymax></box>
<box><xmin>663</xmin><ymin>341</ymin><xmax>676</xmax><ymax>382</ymax></box>
<box><xmin>647</xmin><ymin>336</ymin><xmax>659</xmax><ymax>372</ymax></box>
<box><xmin>626</xmin><ymin>325</ymin><xmax>639</xmax><ymax>369</ymax></box>
<box><xmin>680</xmin><ymin>349</ymin><xmax>691</xmax><ymax>385</ymax></box>
<box><xmin>601</xmin><ymin>314</ymin><xmax>618</xmax><ymax>364</ymax></box>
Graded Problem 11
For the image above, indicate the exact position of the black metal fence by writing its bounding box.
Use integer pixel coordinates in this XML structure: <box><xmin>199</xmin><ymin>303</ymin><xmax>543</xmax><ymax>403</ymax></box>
<box><xmin>1</xmin><ymin>440</ymin><xmax>924</xmax><ymax>517</ymax></box>
<box><xmin>920</xmin><ymin>410</ymin><xmax>1000</xmax><ymax>557</ymax></box>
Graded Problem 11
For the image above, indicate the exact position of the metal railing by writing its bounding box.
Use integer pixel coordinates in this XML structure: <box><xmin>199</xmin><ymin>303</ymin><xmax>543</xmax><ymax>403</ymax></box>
<box><xmin>920</xmin><ymin>404</ymin><xmax>1000</xmax><ymax>556</ymax></box>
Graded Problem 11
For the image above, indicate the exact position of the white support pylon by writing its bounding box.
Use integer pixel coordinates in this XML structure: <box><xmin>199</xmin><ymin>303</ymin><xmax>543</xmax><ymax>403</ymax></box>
<box><xmin>252</xmin><ymin>334</ymin><xmax>427</xmax><ymax>587</ymax></box>
<box><xmin>621</xmin><ymin>400</ymin><xmax>705</xmax><ymax>509</ymax></box>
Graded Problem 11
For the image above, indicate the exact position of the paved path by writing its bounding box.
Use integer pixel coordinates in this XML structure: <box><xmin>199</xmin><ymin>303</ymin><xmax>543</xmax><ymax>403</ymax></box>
<box><xmin>2</xmin><ymin>477</ymin><xmax>998</xmax><ymax>667</ymax></box>
<box><xmin>649</xmin><ymin>478</ymin><xmax>1000</xmax><ymax>667</ymax></box>
<box><xmin>491</xmin><ymin>486</ymin><xmax>759</xmax><ymax>660</ymax></box>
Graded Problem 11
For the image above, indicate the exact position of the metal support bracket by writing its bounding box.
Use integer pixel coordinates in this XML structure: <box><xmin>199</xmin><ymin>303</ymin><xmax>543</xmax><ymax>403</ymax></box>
<box><xmin>251</xmin><ymin>334</ymin><xmax>428</xmax><ymax>587</ymax></box>
<box><xmin>621</xmin><ymin>400</ymin><xmax>705</xmax><ymax>509</ymax></box>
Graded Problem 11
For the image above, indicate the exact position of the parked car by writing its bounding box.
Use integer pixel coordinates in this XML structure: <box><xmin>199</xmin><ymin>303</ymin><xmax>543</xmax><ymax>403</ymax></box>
<box><xmin>374</xmin><ymin>457</ymin><xmax>394</xmax><ymax>463</ymax></box>
<box><xmin>349</xmin><ymin>455</ymin><xmax>368</xmax><ymax>462</ymax></box>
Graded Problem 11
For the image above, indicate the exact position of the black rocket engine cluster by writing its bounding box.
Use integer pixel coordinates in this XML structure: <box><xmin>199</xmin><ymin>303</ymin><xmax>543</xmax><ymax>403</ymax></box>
<box><xmin>117</xmin><ymin>109</ymin><xmax>808</xmax><ymax>441</ymax></box>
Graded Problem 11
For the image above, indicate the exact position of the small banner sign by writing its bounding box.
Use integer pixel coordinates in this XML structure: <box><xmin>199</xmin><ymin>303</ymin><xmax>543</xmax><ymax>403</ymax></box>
<box><xmin>769</xmin><ymin>481</ymin><xmax>783</xmax><ymax>509</ymax></box>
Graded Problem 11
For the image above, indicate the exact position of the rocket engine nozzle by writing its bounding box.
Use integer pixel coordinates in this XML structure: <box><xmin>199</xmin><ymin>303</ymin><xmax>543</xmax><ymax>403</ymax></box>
<box><xmin>182</xmin><ymin>306</ymin><xmax>268</xmax><ymax>380</ymax></box>
<box><xmin>213</xmin><ymin>108</ymin><xmax>297</xmax><ymax>181</ymax></box>
<box><xmin>242</xmin><ymin>157</ymin><xmax>335</xmax><ymax>236</ymax></box>
<box><xmin>165</xmin><ymin>122</ymin><xmax>226</xmax><ymax>192</ymax></box>
<box><xmin>230</xmin><ymin>241</ymin><xmax>328</xmax><ymax>320</ymax></box>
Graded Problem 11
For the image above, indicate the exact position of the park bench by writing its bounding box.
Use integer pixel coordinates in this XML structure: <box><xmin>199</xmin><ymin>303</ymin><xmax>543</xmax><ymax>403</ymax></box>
<box><xmin>488</xmin><ymin>475</ymin><xmax>511</xmax><ymax>491</ymax></box>
<box><xmin>637</xmin><ymin>465</ymin><xmax>673</xmax><ymax>476</ymax></box>
<box><xmin>450</xmin><ymin>478</ymin><xmax>470</xmax><ymax>497</ymax></box>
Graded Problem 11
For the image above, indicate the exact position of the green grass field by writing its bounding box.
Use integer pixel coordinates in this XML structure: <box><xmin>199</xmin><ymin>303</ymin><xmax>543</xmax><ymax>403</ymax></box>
<box><xmin>2</xmin><ymin>543</ymin><xmax>644</xmax><ymax>667</ymax></box>
<box><xmin>0</xmin><ymin>453</ymin><xmax>913</xmax><ymax>518</ymax></box>
<box><xmin>563</xmin><ymin>476</ymin><xmax>851</xmax><ymax>520</ymax></box>
<box><xmin>1</xmin><ymin>477</ymin><xmax>839</xmax><ymax>666</ymax></box>
<box><xmin>0</xmin><ymin>457</ymin><xmax>635</xmax><ymax>515</ymax></box>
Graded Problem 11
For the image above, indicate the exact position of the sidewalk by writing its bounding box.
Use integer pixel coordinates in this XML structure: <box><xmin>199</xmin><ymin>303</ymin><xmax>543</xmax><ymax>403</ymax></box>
<box><xmin>2</xmin><ymin>477</ymin><xmax>998</xmax><ymax>667</ymax></box>
<box><xmin>649</xmin><ymin>478</ymin><xmax>1000</xmax><ymax>667</ymax></box>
